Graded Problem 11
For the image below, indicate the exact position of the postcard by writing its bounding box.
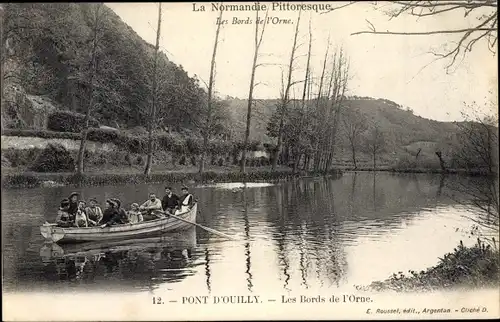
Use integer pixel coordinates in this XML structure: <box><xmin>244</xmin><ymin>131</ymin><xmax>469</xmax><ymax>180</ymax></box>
<box><xmin>2</xmin><ymin>1</ymin><xmax>499</xmax><ymax>321</ymax></box>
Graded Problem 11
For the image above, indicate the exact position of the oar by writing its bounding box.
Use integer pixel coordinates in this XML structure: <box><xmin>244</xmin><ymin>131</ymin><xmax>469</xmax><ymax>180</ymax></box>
<box><xmin>161</xmin><ymin>210</ymin><xmax>237</xmax><ymax>240</ymax></box>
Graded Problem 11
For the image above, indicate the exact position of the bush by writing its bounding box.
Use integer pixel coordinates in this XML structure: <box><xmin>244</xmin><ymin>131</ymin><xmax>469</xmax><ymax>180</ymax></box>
<box><xmin>2</xmin><ymin>129</ymin><xmax>81</xmax><ymax>140</ymax></box>
<box><xmin>369</xmin><ymin>239</ymin><xmax>500</xmax><ymax>292</ymax></box>
<box><xmin>30</xmin><ymin>143</ymin><xmax>75</xmax><ymax>172</ymax></box>
<box><xmin>2</xmin><ymin>148</ymin><xmax>42</xmax><ymax>167</ymax></box>
<box><xmin>47</xmin><ymin>110</ymin><xmax>99</xmax><ymax>133</ymax></box>
<box><xmin>186</xmin><ymin>137</ymin><xmax>203</xmax><ymax>155</ymax></box>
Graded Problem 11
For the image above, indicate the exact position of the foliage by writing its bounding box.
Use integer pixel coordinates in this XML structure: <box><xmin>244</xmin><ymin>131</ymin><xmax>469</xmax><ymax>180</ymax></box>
<box><xmin>1</xmin><ymin>129</ymin><xmax>81</xmax><ymax>140</ymax></box>
<box><xmin>47</xmin><ymin>110</ymin><xmax>99</xmax><ymax>132</ymax></box>
<box><xmin>29</xmin><ymin>143</ymin><xmax>75</xmax><ymax>172</ymax></box>
<box><xmin>2</xmin><ymin>3</ymin><xmax>217</xmax><ymax>133</ymax></box>
<box><xmin>369</xmin><ymin>239</ymin><xmax>500</xmax><ymax>292</ymax></box>
<box><xmin>2</xmin><ymin>168</ymin><xmax>344</xmax><ymax>189</ymax></box>
<box><xmin>2</xmin><ymin>148</ymin><xmax>42</xmax><ymax>167</ymax></box>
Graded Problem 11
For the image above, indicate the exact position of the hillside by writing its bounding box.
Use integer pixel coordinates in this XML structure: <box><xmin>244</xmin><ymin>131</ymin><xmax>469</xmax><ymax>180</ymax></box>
<box><xmin>226</xmin><ymin>96</ymin><xmax>459</xmax><ymax>154</ymax></box>
<box><xmin>2</xmin><ymin>3</ymin><xmax>207</xmax><ymax>132</ymax></box>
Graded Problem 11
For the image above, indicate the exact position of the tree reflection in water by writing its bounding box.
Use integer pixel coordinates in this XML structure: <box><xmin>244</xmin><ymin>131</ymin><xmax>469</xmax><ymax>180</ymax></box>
<box><xmin>39</xmin><ymin>228</ymin><xmax>200</xmax><ymax>291</ymax></box>
<box><xmin>268</xmin><ymin>177</ymin><xmax>349</xmax><ymax>290</ymax></box>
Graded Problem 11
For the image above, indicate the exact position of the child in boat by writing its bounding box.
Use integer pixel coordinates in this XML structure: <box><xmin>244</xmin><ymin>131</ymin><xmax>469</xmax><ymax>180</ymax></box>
<box><xmin>74</xmin><ymin>200</ymin><xmax>89</xmax><ymax>227</ymax></box>
<box><xmin>127</xmin><ymin>203</ymin><xmax>143</xmax><ymax>224</ymax></box>
<box><xmin>56</xmin><ymin>199</ymin><xmax>73</xmax><ymax>227</ymax></box>
<box><xmin>85</xmin><ymin>198</ymin><xmax>103</xmax><ymax>226</ymax></box>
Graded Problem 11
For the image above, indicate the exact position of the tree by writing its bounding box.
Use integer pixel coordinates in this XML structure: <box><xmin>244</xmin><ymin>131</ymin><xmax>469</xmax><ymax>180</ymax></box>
<box><xmin>324</xmin><ymin>46</ymin><xmax>350</xmax><ymax>173</ymax></box>
<box><xmin>351</xmin><ymin>1</ymin><xmax>498</xmax><ymax>71</ymax></box>
<box><xmin>76</xmin><ymin>3</ymin><xmax>106</xmax><ymax>174</ymax></box>
<box><xmin>365</xmin><ymin>123</ymin><xmax>385</xmax><ymax>170</ymax></box>
<box><xmin>240</xmin><ymin>6</ymin><xmax>269</xmax><ymax>173</ymax></box>
<box><xmin>271</xmin><ymin>9</ymin><xmax>302</xmax><ymax>171</ymax></box>
<box><xmin>144</xmin><ymin>2</ymin><xmax>162</xmax><ymax>176</ymax></box>
<box><xmin>342</xmin><ymin>108</ymin><xmax>368</xmax><ymax>170</ymax></box>
<box><xmin>199</xmin><ymin>9</ymin><xmax>223</xmax><ymax>174</ymax></box>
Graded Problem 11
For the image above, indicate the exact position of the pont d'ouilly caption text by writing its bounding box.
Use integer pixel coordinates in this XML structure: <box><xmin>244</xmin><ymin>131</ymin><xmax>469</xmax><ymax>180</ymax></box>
<box><xmin>151</xmin><ymin>294</ymin><xmax>492</xmax><ymax>316</ymax></box>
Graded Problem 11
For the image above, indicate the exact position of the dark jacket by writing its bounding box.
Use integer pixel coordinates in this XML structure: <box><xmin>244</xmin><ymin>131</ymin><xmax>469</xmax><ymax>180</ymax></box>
<box><xmin>107</xmin><ymin>208</ymin><xmax>129</xmax><ymax>225</ymax></box>
<box><xmin>56</xmin><ymin>209</ymin><xmax>73</xmax><ymax>227</ymax></box>
<box><xmin>68</xmin><ymin>202</ymin><xmax>78</xmax><ymax>216</ymax></box>
<box><xmin>162</xmin><ymin>193</ymin><xmax>180</xmax><ymax>210</ymax></box>
<box><xmin>102</xmin><ymin>208</ymin><xmax>117</xmax><ymax>224</ymax></box>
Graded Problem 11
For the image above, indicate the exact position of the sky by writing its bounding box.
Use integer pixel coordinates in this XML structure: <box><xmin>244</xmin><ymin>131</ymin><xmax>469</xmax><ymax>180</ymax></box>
<box><xmin>105</xmin><ymin>2</ymin><xmax>497</xmax><ymax>122</ymax></box>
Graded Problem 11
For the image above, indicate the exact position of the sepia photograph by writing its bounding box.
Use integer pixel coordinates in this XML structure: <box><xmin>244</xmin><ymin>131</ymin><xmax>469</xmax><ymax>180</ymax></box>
<box><xmin>1</xmin><ymin>1</ymin><xmax>499</xmax><ymax>320</ymax></box>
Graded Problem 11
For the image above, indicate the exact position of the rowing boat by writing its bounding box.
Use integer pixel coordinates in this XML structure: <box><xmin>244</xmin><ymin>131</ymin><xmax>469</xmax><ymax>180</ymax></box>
<box><xmin>40</xmin><ymin>203</ymin><xmax>197</xmax><ymax>244</ymax></box>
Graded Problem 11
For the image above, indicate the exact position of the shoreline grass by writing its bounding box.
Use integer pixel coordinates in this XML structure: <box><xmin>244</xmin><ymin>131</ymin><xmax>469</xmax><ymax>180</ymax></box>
<box><xmin>368</xmin><ymin>239</ymin><xmax>500</xmax><ymax>292</ymax></box>
<box><xmin>1</xmin><ymin>167</ymin><xmax>343</xmax><ymax>189</ymax></box>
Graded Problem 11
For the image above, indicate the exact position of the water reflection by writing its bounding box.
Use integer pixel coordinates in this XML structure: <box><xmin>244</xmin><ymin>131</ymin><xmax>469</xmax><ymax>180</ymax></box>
<box><xmin>2</xmin><ymin>172</ymin><xmax>489</xmax><ymax>294</ymax></box>
<box><xmin>34</xmin><ymin>228</ymin><xmax>199</xmax><ymax>292</ymax></box>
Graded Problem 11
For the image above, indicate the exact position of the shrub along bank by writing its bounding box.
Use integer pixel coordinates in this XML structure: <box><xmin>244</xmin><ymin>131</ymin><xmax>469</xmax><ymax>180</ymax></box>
<box><xmin>368</xmin><ymin>239</ymin><xmax>499</xmax><ymax>292</ymax></box>
<box><xmin>1</xmin><ymin>168</ymin><xmax>343</xmax><ymax>189</ymax></box>
<box><xmin>2</xmin><ymin>128</ymin><xmax>272</xmax><ymax>158</ymax></box>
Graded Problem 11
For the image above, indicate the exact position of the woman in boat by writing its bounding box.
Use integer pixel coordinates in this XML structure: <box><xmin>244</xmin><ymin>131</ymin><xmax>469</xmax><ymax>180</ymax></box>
<box><xmin>68</xmin><ymin>192</ymin><xmax>80</xmax><ymax>218</ymax></box>
<box><xmin>85</xmin><ymin>198</ymin><xmax>103</xmax><ymax>226</ymax></box>
<box><xmin>101</xmin><ymin>199</ymin><xmax>129</xmax><ymax>228</ymax></box>
<box><xmin>112</xmin><ymin>198</ymin><xmax>130</xmax><ymax>224</ymax></box>
<box><xmin>56</xmin><ymin>199</ymin><xmax>73</xmax><ymax>227</ymax></box>
<box><xmin>127</xmin><ymin>203</ymin><xmax>143</xmax><ymax>224</ymax></box>
<box><xmin>101</xmin><ymin>199</ymin><xmax>118</xmax><ymax>226</ymax></box>
<box><xmin>74</xmin><ymin>201</ymin><xmax>89</xmax><ymax>227</ymax></box>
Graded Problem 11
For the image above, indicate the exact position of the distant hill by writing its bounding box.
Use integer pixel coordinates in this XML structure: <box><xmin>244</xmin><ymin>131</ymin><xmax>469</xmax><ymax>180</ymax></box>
<box><xmin>224</xmin><ymin>96</ymin><xmax>462</xmax><ymax>166</ymax></box>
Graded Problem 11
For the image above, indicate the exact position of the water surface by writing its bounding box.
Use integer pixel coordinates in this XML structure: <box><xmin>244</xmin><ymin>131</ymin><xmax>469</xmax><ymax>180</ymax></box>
<box><xmin>1</xmin><ymin>172</ymin><xmax>489</xmax><ymax>295</ymax></box>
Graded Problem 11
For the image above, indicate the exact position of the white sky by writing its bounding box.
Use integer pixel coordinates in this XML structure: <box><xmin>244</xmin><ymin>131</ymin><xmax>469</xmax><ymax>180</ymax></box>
<box><xmin>105</xmin><ymin>2</ymin><xmax>497</xmax><ymax>122</ymax></box>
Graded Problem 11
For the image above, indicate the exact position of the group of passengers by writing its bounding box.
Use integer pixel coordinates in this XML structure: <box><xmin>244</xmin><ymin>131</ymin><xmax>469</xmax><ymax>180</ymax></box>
<box><xmin>55</xmin><ymin>186</ymin><xmax>194</xmax><ymax>228</ymax></box>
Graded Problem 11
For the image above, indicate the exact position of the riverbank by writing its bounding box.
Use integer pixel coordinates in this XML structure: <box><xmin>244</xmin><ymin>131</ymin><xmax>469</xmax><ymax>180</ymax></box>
<box><xmin>368</xmin><ymin>238</ymin><xmax>500</xmax><ymax>292</ymax></box>
<box><xmin>1</xmin><ymin>166</ymin><xmax>343</xmax><ymax>189</ymax></box>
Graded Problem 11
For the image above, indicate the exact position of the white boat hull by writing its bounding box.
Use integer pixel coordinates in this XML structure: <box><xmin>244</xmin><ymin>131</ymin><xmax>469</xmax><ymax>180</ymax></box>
<box><xmin>40</xmin><ymin>204</ymin><xmax>197</xmax><ymax>243</ymax></box>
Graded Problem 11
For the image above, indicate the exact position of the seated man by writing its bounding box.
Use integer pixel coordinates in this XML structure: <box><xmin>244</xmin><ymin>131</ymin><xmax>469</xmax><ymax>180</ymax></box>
<box><xmin>161</xmin><ymin>186</ymin><xmax>180</xmax><ymax>215</ymax></box>
<box><xmin>139</xmin><ymin>192</ymin><xmax>163</xmax><ymax>221</ymax></box>
<box><xmin>178</xmin><ymin>186</ymin><xmax>194</xmax><ymax>213</ymax></box>
<box><xmin>56</xmin><ymin>199</ymin><xmax>73</xmax><ymax>227</ymax></box>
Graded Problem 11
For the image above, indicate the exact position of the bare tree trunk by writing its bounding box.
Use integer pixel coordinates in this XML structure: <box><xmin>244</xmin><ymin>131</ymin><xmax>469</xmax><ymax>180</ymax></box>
<box><xmin>435</xmin><ymin>151</ymin><xmax>447</xmax><ymax>172</ymax></box>
<box><xmin>144</xmin><ymin>3</ymin><xmax>162</xmax><ymax>176</ymax></box>
<box><xmin>351</xmin><ymin>143</ymin><xmax>357</xmax><ymax>170</ymax></box>
<box><xmin>272</xmin><ymin>10</ymin><xmax>302</xmax><ymax>171</ymax></box>
<box><xmin>76</xmin><ymin>4</ymin><xmax>102</xmax><ymax>175</ymax></box>
<box><xmin>241</xmin><ymin>8</ymin><xmax>268</xmax><ymax>173</ymax></box>
<box><xmin>199</xmin><ymin>10</ymin><xmax>223</xmax><ymax>174</ymax></box>
<box><xmin>373</xmin><ymin>151</ymin><xmax>376</xmax><ymax>170</ymax></box>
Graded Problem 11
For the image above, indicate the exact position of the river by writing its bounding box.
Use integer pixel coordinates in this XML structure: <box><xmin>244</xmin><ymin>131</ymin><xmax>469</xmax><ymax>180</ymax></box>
<box><xmin>2</xmin><ymin>172</ymin><xmax>499</xmax><ymax>320</ymax></box>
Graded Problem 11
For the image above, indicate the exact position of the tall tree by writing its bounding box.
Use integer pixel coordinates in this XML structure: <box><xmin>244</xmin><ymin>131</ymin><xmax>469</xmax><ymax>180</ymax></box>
<box><xmin>271</xmin><ymin>9</ymin><xmax>302</xmax><ymax>171</ymax></box>
<box><xmin>199</xmin><ymin>9</ymin><xmax>223</xmax><ymax>174</ymax></box>
<box><xmin>240</xmin><ymin>7</ymin><xmax>269</xmax><ymax>173</ymax></box>
<box><xmin>144</xmin><ymin>2</ymin><xmax>162</xmax><ymax>176</ymax></box>
<box><xmin>365</xmin><ymin>123</ymin><xmax>385</xmax><ymax>170</ymax></box>
<box><xmin>76</xmin><ymin>3</ymin><xmax>105</xmax><ymax>174</ymax></box>
<box><xmin>342</xmin><ymin>108</ymin><xmax>367</xmax><ymax>170</ymax></box>
<box><xmin>325</xmin><ymin>47</ymin><xmax>350</xmax><ymax>173</ymax></box>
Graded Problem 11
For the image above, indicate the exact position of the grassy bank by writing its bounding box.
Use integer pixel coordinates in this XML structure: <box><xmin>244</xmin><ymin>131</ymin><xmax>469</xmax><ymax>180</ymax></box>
<box><xmin>368</xmin><ymin>239</ymin><xmax>499</xmax><ymax>292</ymax></box>
<box><xmin>1</xmin><ymin>167</ymin><xmax>343</xmax><ymax>189</ymax></box>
